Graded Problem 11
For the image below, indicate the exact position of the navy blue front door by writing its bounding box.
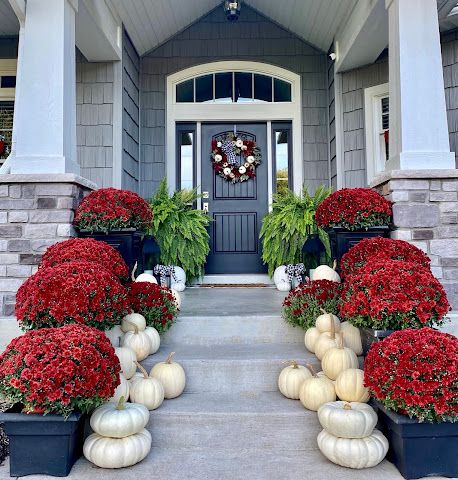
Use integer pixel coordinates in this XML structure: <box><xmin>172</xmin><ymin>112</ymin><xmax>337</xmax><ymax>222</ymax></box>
<box><xmin>202</xmin><ymin>123</ymin><xmax>268</xmax><ymax>274</ymax></box>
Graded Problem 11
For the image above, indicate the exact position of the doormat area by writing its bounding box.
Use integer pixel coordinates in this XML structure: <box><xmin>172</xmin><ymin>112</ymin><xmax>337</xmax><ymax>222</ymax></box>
<box><xmin>199</xmin><ymin>284</ymin><xmax>270</xmax><ymax>288</ymax></box>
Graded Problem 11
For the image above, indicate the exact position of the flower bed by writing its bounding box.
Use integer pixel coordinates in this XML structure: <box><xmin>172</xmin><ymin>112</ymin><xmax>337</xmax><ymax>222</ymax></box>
<box><xmin>74</xmin><ymin>188</ymin><xmax>153</xmax><ymax>233</ymax></box>
<box><xmin>315</xmin><ymin>188</ymin><xmax>392</xmax><ymax>231</ymax></box>
<box><xmin>339</xmin><ymin>259</ymin><xmax>449</xmax><ymax>330</ymax></box>
<box><xmin>40</xmin><ymin>238</ymin><xmax>129</xmax><ymax>282</ymax></box>
<box><xmin>282</xmin><ymin>280</ymin><xmax>341</xmax><ymax>330</ymax></box>
<box><xmin>16</xmin><ymin>261</ymin><xmax>129</xmax><ymax>330</ymax></box>
<box><xmin>128</xmin><ymin>282</ymin><xmax>178</xmax><ymax>334</ymax></box>
<box><xmin>0</xmin><ymin>324</ymin><xmax>120</xmax><ymax>417</ymax></box>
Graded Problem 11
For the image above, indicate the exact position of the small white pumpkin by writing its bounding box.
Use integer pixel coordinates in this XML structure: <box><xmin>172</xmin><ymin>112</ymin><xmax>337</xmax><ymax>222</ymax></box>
<box><xmin>278</xmin><ymin>361</ymin><xmax>312</xmax><ymax>400</ymax></box>
<box><xmin>317</xmin><ymin>401</ymin><xmax>377</xmax><ymax>438</ymax></box>
<box><xmin>150</xmin><ymin>352</ymin><xmax>186</xmax><ymax>399</ymax></box>
<box><xmin>90</xmin><ymin>396</ymin><xmax>149</xmax><ymax>438</ymax></box>
<box><xmin>314</xmin><ymin>314</ymin><xmax>339</xmax><ymax>361</ymax></box>
<box><xmin>315</xmin><ymin>309</ymin><xmax>341</xmax><ymax>334</ymax></box>
<box><xmin>317</xmin><ymin>371</ymin><xmax>335</xmax><ymax>385</ymax></box>
<box><xmin>83</xmin><ymin>429</ymin><xmax>152</xmax><ymax>469</ymax></box>
<box><xmin>335</xmin><ymin>368</ymin><xmax>369</xmax><ymax>403</ymax></box>
<box><xmin>121</xmin><ymin>324</ymin><xmax>153</xmax><ymax>361</ymax></box>
<box><xmin>110</xmin><ymin>373</ymin><xmax>130</xmax><ymax>403</ymax></box>
<box><xmin>171</xmin><ymin>288</ymin><xmax>181</xmax><ymax>310</ymax></box>
<box><xmin>130</xmin><ymin>362</ymin><xmax>164</xmax><ymax>410</ymax></box>
<box><xmin>317</xmin><ymin>429</ymin><xmax>388</xmax><ymax>469</ymax></box>
<box><xmin>304</xmin><ymin>327</ymin><xmax>321</xmax><ymax>353</ymax></box>
<box><xmin>273</xmin><ymin>266</ymin><xmax>292</xmax><ymax>292</ymax></box>
<box><xmin>311</xmin><ymin>259</ymin><xmax>341</xmax><ymax>283</ymax></box>
<box><xmin>121</xmin><ymin>313</ymin><xmax>146</xmax><ymax>333</ymax></box>
<box><xmin>340</xmin><ymin>321</ymin><xmax>363</xmax><ymax>355</ymax></box>
<box><xmin>144</xmin><ymin>326</ymin><xmax>160</xmax><ymax>355</ymax></box>
<box><xmin>129</xmin><ymin>372</ymin><xmax>144</xmax><ymax>387</ymax></box>
<box><xmin>105</xmin><ymin>325</ymin><xmax>124</xmax><ymax>348</ymax></box>
<box><xmin>115</xmin><ymin>346</ymin><xmax>137</xmax><ymax>380</ymax></box>
<box><xmin>131</xmin><ymin>261</ymin><xmax>158</xmax><ymax>284</ymax></box>
<box><xmin>299</xmin><ymin>365</ymin><xmax>336</xmax><ymax>411</ymax></box>
<box><xmin>321</xmin><ymin>334</ymin><xmax>359</xmax><ymax>380</ymax></box>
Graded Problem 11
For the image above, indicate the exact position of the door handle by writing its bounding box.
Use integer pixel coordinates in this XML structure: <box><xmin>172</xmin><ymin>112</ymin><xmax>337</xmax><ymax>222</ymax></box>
<box><xmin>203</xmin><ymin>202</ymin><xmax>209</xmax><ymax>214</ymax></box>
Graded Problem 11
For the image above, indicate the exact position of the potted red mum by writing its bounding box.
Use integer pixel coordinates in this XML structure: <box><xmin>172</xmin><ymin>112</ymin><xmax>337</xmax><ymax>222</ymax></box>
<box><xmin>74</xmin><ymin>188</ymin><xmax>153</xmax><ymax>272</ymax></box>
<box><xmin>315</xmin><ymin>188</ymin><xmax>392</xmax><ymax>261</ymax></box>
<box><xmin>0</xmin><ymin>324</ymin><xmax>120</xmax><ymax>477</ymax></box>
<box><xmin>365</xmin><ymin>328</ymin><xmax>458</xmax><ymax>479</ymax></box>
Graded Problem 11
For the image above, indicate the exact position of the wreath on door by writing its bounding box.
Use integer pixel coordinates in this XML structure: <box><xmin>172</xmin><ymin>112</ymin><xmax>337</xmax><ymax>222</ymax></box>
<box><xmin>210</xmin><ymin>134</ymin><xmax>261</xmax><ymax>183</ymax></box>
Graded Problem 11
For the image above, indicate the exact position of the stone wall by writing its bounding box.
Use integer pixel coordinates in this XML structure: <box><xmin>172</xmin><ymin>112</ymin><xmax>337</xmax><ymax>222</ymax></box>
<box><xmin>371</xmin><ymin>169</ymin><xmax>458</xmax><ymax>309</ymax></box>
<box><xmin>0</xmin><ymin>174</ymin><xmax>95</xmax><ymax>317</ymax></box>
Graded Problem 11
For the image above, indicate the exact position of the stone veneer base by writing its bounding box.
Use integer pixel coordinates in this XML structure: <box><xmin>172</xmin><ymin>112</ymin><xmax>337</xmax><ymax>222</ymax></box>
<box><xmin>0</xmin><ymin>174</ymin><xmax>95</xmax><ymax>316</ymax></box>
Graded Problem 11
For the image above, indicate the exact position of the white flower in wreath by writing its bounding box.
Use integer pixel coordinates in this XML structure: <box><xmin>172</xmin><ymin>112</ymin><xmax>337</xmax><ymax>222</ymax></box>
<box><xmin>247</xmin><ymin>155</ymin><xmax>255</xmax><ymax>163</ymax></box>
<box><xmin>223</xmin><ymin>167</ymin><xmax>232</xmax><ymax>175</ymax></box>
<box><xmin>244</xmin><ymin>162</ymin><xmax>250</xmax><ymax>168</ymax></box>
<box><xmin>214</xmin><ymin>154</ymin><xmax>223</xmax><ymax>162</ymax></box>
<box><xmin>232</xmin><ymin>141</ymin><xmax>236</xmax><ymax>146</ymax></box>
<box><xmin>217</xmin><ymin>141</ymin><xmax>222</xmax><ymax>147</ymax></box>
<box><xmin>241</xmin><ymin>145</ymin><xmax>248</xmax><ymax>151</ymax></box>
<box><xmin>235</xmin><ymin>139</ymin><xmax>244</xmax><ymax>148</ymax></box>
<box><xmin>239</xmin><ymin>166</ymin><xmax>246</xmax><ymax>174</ymax></box>
<box><xmin>222</xmin><ymin>162</ymin><xmax>228</xmax><ymax>167</ymax></box>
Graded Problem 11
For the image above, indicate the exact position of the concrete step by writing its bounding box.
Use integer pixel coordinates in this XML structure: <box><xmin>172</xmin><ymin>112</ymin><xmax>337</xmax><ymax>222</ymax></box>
<box><xmin>196</xmin><ymin>274</ymin><xmax>275</xmax><ymax>285</ymax></box>
<box><xmin>142</xmin><ymin>343</ymin><xmax>320</xmax><ymax>394</ymax></box>
<box><xmin>161</xmin><ymin>314</ymin><xmax>305</xmax><ymax>345</ymax></box>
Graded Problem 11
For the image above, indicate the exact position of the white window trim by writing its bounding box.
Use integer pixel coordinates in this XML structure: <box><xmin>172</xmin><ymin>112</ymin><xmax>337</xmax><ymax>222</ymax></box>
<box><xmin>166</xmin><ymin>61</ymin><xmax>303</xmax><ymax>203</ymax></box>
<box><xmin>364</xmin><ymin>82</ymin><xmax>389</xmax><ymax>184</ymax></box>
<box><xmin>0</xmin><ymin>59</ymin><xmax>17</xmax><ymax>101</ymax></box>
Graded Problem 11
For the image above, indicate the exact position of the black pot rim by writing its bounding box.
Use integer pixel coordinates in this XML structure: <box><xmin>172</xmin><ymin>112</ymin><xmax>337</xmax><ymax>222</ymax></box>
<box><xmin>327</xmin><ymin>225</ymin><xmax>391</xmax><ymax>233</ymax></box>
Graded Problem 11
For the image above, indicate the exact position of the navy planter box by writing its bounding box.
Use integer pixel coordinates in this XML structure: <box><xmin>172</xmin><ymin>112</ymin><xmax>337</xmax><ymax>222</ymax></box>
<box><xmin>375</xmin><ymin>402</ymin><xmax>458</xmax><ymax>479</ymax></box>
<box><xmin>0</xmin><ymin>407</ymin><xmax>86</xmax><ymax>477</ymax></box>
<box><xmin>360</xmin><ymin>327</ymin><xmax>394</xmax><ymax>355</ymax></box>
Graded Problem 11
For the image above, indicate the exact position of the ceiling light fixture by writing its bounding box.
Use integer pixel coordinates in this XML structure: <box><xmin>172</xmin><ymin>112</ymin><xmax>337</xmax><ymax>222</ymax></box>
<box><xmin>224</xmin><ymin>1</ymin><xmax>241</xmax><ymax>22</ymax></box>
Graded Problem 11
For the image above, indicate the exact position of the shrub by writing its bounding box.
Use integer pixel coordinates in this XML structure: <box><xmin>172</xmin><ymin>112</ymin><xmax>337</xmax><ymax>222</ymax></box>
<box><xmin>127</xmin><ymin>282</ymin><xmax>178</xmax><ymax>334</ymax></box>
<box><xmin>365</xmin><ymin>328</ymin><xmax>458</xmax><ymax>422</ymax></box>
<box><xmin>74</xmin><ymin>188</ymin><xmax>152</xmax><ymax>233</ymax></box>
<box><xmin>0</xmin><ymin>324</ymin><xmax>120</xmax><ymax>417</ymax></box>
<box><xmin>282</xmin><ymin>280</ymin><xmax>341</xmax><ymax>330</ymax></box>
<box><xmin>40</xmin><ymin>238</ymin><xmax>129</xmax><ymax>282</ymax></box>
<box><xmin>16</xmin><ymin>261</ymin><xmax>129</xmax><ymax>331</ymax></box>
<box><xmin>339</xmin><ymin>259</ymin><xmax>450</xmax><ymax>330</ymax></box>
<box><xmin>340</xmin><ymin>237</ymin><xmax>431</xmax><ymax>279</ymax></box>
<box><xmin>315</xmin><ymin>188</ymin><xmax>392</xmax><ymax>231</ymax></box>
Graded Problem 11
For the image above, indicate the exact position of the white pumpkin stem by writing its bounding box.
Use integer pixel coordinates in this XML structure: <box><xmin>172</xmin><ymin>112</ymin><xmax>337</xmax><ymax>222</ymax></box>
<box><xmin>306</xmin><ymin>363</ymin><xmax>317</xmax><ymax>377</ymax></box>
<box><xmin>337</xmin><ymin>333</ymin><xmax>344</xmax><ymax>349</ymax></box>
<box><xmin>125</xmin><ymin>319</ymin><xmax>139</xmax><ymax>334</ymax></box>
<box><xmin>165</xmin><ymin>352</ymin><xmax>175</xmax><ymax>364</ymax></box>
<box><xmin>135</xmin><ymin>360</ymin><xmax>149</xmax><ymax>378</ymax></box>
<box><xmin>290</xmin><ymin>360</ymin><xmax>299</xmax><ymax>369</ymax></box>
<box><xmin>343</xmin><ymin>403</ymin><xmax>352</xmax><ymax>410</ymax></box>
<box><xmin>320</xmin><ymin>307</ymin><xmax>328</xmax><ymax>316</ymax></box>
<box><xmin>116</xmin><ymin>396</ymin><xmax>126</xmax><ymax>410</ymax></box>
<box><xmin>329</xmin><ymin>314</ymin><xmax>336</xmax><ymax>339</ymax></box>
<box><xmin>131</xmin><ymin>261</ymin><xmax>138</xmax><ymax>281</ymax></box>
<box><xmin>332</xmin><ymin>259</ymin><xmax>337</xmax><ymax>271</ymax></box>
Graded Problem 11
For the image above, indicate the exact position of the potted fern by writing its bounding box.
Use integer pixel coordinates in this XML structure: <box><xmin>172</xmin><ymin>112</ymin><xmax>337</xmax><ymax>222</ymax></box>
<box><xmin>148</xmin><ymin>179</ymin><xmax>210</xmax><ymax>282</ymax></box>
<box><xmin>260</xmin><ymin>185</ymin><xmax>332</xmax><ymax>277</ymax></box>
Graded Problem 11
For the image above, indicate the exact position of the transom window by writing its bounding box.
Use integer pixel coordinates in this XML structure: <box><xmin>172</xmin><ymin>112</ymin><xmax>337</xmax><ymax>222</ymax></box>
<box><xmin>176</xmin><ymin>72</ymin><xmax>292</xmax><ymax>104</ymax></box>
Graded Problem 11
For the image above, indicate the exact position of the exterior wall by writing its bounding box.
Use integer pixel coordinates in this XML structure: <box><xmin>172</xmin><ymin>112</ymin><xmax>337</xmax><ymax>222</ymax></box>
<box><xmin>122</xmin><ymin>30</ymin><xmax>140</xmax><ymax>192</ymax></box>
<box><xmin>76</xmin><ymin>49</ymin><xmax>114</xmax><ymax>187</ymax></box>
<box><xmin>140</xmin><ymin>5</ymin><xmax>328</xmax><ymax>198</ymax></box>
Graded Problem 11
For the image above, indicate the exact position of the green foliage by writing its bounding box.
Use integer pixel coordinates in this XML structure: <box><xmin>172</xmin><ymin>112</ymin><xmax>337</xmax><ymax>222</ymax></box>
<box><xmin>148</xmin><ymin>179</ymin><xmax>210</xmax><ymax>281</ymax></box>
<box><xmin>260</xmin><ymin>185</ymin><xmax>332</xmax><ymax>277</ymax></box>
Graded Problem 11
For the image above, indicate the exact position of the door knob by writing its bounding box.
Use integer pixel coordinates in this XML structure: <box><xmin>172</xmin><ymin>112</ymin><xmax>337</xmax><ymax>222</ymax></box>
<box><xmin>203</xmin><ymin>202</ymin><xmax>209</xmax><ymax>214</ymax></box>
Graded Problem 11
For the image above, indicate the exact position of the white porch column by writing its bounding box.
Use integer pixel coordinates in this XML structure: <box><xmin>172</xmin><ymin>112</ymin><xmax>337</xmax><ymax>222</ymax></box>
<box><xmin>386</xmin><ymin>0</ymin><xmax>455</xmax><ymax>170</ymax></box>
<box><xmin>9</xmin><ymin>0</ymin><xmax>79</xmax><ymax>174</ymax></box>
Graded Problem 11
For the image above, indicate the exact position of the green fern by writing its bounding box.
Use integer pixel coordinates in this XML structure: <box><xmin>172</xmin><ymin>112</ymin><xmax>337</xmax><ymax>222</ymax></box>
<box><xmin>148</xmin><ymin>179</ymin><xmax>210</xmax><ymax>281</ymax></box>
<box><xmin>260</xmin><ymin>185</ymin><xmax>332</xmax><ymax>276</ymax></box>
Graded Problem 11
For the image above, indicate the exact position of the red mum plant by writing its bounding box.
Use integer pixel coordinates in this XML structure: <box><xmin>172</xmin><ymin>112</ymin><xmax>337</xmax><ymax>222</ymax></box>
<box><xmin>128</xmin><ymin>282</ymin><xmax>178</xmax><ymax>334</ymax></box>
<box><xmin>74</xmin><ymin>188</ymin><xmax>152</xmax><ymax>233</ymax></box>
<box><xmin>340</xmin><ymin>237</ymin><xmax>431</xmax><ymax>279</ymax></box>
<box><xmin>339</xmin><ymin>259</ymin><xmax>450</xmax><ymax>330</ymax></box>
<box><xmin>365</xmin><ymin>328</ymin><xmax>458</xmax><ymax>422</ymax></box>
<box><xmin>282</xmin><ymin>280</ymin><xmax>341</xmax><ymax>330</ymax></box>
<box><xmin>315</xmin><ymin>188</ymin><xmax>392</xmax><ymax>231</ymax></box>
<box><xmin>16</xmin><ymin>261</ymin><xmax>129</xmax><ymax>331</ymax></box>
<box><xmin>40</xmin><ymin>238</ymin><xmax>129</xmax><ymax>282</ymax></box>
<box><xmin>0</xmin><ymin>324</ymin><xmax>120</xmax><ymax>417</ymax></box>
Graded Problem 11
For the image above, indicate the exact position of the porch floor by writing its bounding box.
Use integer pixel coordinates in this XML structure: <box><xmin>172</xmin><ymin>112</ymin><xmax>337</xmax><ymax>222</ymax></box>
<box><xmin>0</xmin><ymin>288</ymin><xmax>455</xmax><ymax>480</ymax></box>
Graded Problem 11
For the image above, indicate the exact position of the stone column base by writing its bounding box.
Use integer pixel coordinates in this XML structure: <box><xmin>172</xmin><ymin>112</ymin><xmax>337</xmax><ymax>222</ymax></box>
<box><xmin>371</xmin><ymin>169</ymin><xmax>458</xmax><ymax>309</ymax></box>
<box><xmin>0</xmin><ymin>174</ymin><xmax>96</xmax><ymax>316</ymax></box>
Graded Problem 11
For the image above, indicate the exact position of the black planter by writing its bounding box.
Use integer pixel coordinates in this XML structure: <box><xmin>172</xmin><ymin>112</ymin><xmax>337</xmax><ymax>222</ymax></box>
<box><xmin>0</xmin><ymin>407</ymin><xmax>86</xmax><ymax>477</ymax></box>
<box><xmin>328</xmin><ymin>226</ymin><xmax>390</xmax><ymax>263</ymax></box>
<box><xmin>142</xmin><ymin>236</ymin><xmax>161</xmax><ymax>275</ymax></box>
<box><xmin>77</xmin><ymin>229</ymin><xmax>145</xmax><ymax>274</ymax></box>
<box><xmin>360</xmin><ymin>327</ymin><xmax>394</xmax><ymax>355</ymax></box>
<box><xmin>375</xmin><ymin>401</ymin><xmax>458</xmax><ymax>479</ymax></box>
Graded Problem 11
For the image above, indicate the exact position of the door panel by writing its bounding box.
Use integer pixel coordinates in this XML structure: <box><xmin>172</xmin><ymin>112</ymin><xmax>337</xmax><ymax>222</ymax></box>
<box><xmin>202</xmin><ymin>123</ymin><xmax>268</xmax><ymax>274</ymax></box>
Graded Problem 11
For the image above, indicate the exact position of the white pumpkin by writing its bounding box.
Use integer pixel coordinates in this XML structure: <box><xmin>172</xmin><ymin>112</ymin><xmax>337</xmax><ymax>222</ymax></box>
<box><xmin>121</xmin><ymin>313</ymin><xmax>146</xmax><ymax>333</ymax></box>
<box><xmin>321</xmin><ymin>334</ymin><xmax>358</xmax><ymax>380</ymax></box>
<box><xmin>315</xmin><ymin>309</ymin><xmax>341</xmax><ymax>334</ymax></box>
<box><xmin>171</xmin><ymin>288</ymin><xmax>181</xmax><ymax>310</ymax></box>
<box><xmin>299</xmin><ymin>365</ymin><xmax>336</xmax><ymax>411</ymax></box>
<box><xmin>90</xmin><ymin>396</ymin><xmax>149</xmax><ymax>438</ymax></box>
<box><xmin>311</xmin><ymin>259</ymin><xmax>341</xmax><ymax>283</ymax></box>
<box><xmin>317</xmin><ymin>401</ymin><xmax>377</xmax><ymax>438</ymax></box>
<box><xmin>83</xmin><ymin>429</ymin><xmax>152</xmax><ymax>469</ymax></box>
<box><xmin>135</xmin><ymin>273</ymin><xmax>158</xmax><ymax>284</ymax></box>
<box><xmin>171</xmin><ymin>266</ymin><xmax>186</xmax><ymax>291</ymax></box>
<box><xmin>150</xmin><ymin>352</ymin><xmax>186</xmax><ymax>399</ymax></box>
<box><xmin>335</xmin><ymin>368</ymin><xmax>369</xmax><ymax>403</ymax></box>
<box><xmin>110</xmin><ymin>373</ymin><xmax>130</xmax><ymax>403</ymax></box>
<box><xmin>144</xmin><ymin>326</ymin><xmax>160</xmax><ymax>355</ymax></box>
<box><xmin>115</xmin><ymin>346</ymin><xmax>137</xmax><ymax>380</ymax></box>
<box><xmin>317</xmin><ymin>371</ymin><xmax>335</xmax><ymax>385</ymax></box>
<box><xmin>304</xmin><ymin>327</ymin><xmax>321</xmax><ymax>353</ymax></box>
<box><xmin>273</xmin><ymin>266</ymin><xmax>292</xmax><ymax>292</ymax></box>
<box><xmin>105</xmin><ymin>325</ymin><xmax>124</xmax><ymax>348</ymax></box>
<box><xmin>340</xmin><ymin>321</ymin><xmax>363</xmax><ymax>355</ymax></box>
<box><xmin>317</xmin><ymin>429</ymin><xmax>388</xmax><ymax>469</ymax></box>
<box><xmin>121</xmin><ymin>324</ymin><xmax>153</xmax><ymax>361</ymax></box>
<box><xmin>278</xmin><ymin>361</ymin><xmax>312</xmax><ymax>400</ymax></box>
<box><xmin>129</xmin><ymin>372</ymin><xmax>144</xmax><ymax>387</ymax></box>
<box><xmin>314</xmin><ymin>315</ymin><xmax>339</xmax><ymax>361</ymax></box>
<box><xmin>130</xmin><ymin>362</ymin><xmax>164</xmax><ymax>410</ymax></box>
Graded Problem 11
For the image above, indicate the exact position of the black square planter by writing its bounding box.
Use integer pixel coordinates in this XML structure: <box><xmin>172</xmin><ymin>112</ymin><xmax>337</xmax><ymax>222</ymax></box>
<box><xmin>360</xmin><ymin>327</ymin><xmax>394</xmax><ymax>356</ymax></box>
<box><xmin>0</xmin><ymin>407</ymin><xmax>86</xmax><ymax>477</ymax></box>
<box><xmin>375</xmin><ymin>401</ymin><xmax>458</xmax><ymax>479</ymax></box>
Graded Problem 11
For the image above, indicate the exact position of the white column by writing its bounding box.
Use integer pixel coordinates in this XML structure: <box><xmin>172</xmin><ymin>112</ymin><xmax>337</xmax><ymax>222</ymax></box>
<box><xmin>10</xmin><ymin>0</ymin><xmax>79</xmax><ymax>174</ymax></box>
<box><xmin>386</xmin><ymin>0</ymin><xmax>455</xmax><ymax>170</ymax></box>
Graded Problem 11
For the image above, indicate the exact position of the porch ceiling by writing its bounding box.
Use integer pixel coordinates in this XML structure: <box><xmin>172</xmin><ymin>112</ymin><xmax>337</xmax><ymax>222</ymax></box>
<box><xmin>0</xmin><ymin>0</ymin><xmax>19</xmax><ymax>36</ymax></box>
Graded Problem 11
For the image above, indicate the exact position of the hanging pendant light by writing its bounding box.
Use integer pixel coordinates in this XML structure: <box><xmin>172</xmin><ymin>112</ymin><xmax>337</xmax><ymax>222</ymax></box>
<box><xmin>224</xmin><ymin>1</ymin><xmax>241</xmax><ymax>22</ymax></box>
